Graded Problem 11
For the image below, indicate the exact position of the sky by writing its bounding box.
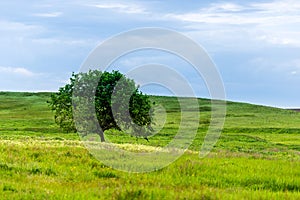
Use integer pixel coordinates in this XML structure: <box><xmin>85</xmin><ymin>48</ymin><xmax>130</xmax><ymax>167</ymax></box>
<box><xmin>0</xmin><ymin>0</ymin><xmax>300</xmax><ymax>108</ymax></box>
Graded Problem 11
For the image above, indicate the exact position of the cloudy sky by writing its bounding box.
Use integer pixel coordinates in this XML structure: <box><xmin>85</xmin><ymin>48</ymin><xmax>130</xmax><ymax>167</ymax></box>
<box><xmin>0</xmin><ymin>0</ymin><xmax>300</xmax><ymax>108</ymax></box>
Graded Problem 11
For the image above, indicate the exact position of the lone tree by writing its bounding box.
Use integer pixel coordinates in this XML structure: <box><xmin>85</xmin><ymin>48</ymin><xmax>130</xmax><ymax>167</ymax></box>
<box><xmin>48</xmin><ymin>70</ymin><xmax>154</xmax><ymax>142</ymax></box>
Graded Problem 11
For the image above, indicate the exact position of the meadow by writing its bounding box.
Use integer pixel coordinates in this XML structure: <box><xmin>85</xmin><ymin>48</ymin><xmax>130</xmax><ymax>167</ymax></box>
<box><xmin>0</xmin><ymin>92</ymin><xmax>299</xmax><ymax>199</ymax></box>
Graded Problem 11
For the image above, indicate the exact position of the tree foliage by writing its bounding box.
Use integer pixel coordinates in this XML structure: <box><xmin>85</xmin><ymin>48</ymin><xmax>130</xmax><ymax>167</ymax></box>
<box><xmin>48</xmin><ymin>70</ymin><xmax>154</xmax><ymax>141</ymax></box>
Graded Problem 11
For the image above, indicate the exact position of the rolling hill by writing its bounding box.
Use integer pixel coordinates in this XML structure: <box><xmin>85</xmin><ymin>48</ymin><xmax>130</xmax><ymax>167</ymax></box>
<box><xmin>0</xmin><ymin>92</ymin><xmax>299</xmax><ymax>199</ymax></box>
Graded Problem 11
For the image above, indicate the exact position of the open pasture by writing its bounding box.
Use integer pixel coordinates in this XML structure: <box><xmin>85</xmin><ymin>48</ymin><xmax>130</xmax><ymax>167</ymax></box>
<box><xmin>0</xmin><ymin>92</ymin><xmax>299</xmax><ymax>199</ymax></box>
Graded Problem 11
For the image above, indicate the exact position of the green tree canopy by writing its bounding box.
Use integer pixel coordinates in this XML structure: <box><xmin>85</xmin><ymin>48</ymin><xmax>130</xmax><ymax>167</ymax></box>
<box><xmin>48</xmin><ymin>70</ymin><xmax>154</xmax><ymax>142</ymax></box>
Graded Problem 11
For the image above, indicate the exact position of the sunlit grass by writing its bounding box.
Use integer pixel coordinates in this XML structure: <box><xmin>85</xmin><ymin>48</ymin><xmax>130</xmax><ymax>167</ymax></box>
<box><xmin>0</xmin><ymin>92</ymin><xmax>299</xmax><ymax>199</ymax></box>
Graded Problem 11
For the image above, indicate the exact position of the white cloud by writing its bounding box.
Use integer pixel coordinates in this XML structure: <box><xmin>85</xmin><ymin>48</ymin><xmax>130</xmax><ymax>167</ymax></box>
<box><xmin>291</xmin><ymin>71</ymin><xmax>297</xmax><ymax>75</ymax></box>
<box><xmin>90</xmin><ymin>2</ymin><xmax>147</xmax><ymax>14</ymax></box>
<box><xmin>31</xmin><ymin>37</ymin><xmax>97</xmax><ymax>46</ymax></box>
<box><xmin>255</xmin><ymin>33</ymin><xmax>300</xmax><ymax>47</ymax></box>
<box><xmin>0</xmin><ymin>20</ymin><xmax>43</xmax><ymax>32</ymax></box>
<box><xmin>167</xmin><ymin>1</ymin><xmax>300</xmax><ymax>25</ymax></box>
<box><xmin>251</xmin><ymin>0</ymin><xmax>300</xmax><ymax>14</ymax></box>
<box><xmin>0</xmin><ymin>66</ymin><xmax>37</xmax><ymax>77</ymax></box>
<box><xmin>165</xmin><ymin>0</ymin><xmax>300</xmax><ymax>47</ymax></box>
<box><xmin>206</xmin><ymin>2</ymin><xmax>247</xmax><ymax>12</ymax></box>
<box><xmin>249</xmin><ymin>58</ymin><xmax>300</xmax><ymax>77</ymax></box>
<box><xmin>33</xmin><ymin>12</ymin><xmax>62</xmax><ymax>18</ymax></box>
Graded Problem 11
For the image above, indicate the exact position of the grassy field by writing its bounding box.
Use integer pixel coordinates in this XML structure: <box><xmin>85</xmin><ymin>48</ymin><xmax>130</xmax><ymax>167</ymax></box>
<box><xmin>0</xmin><ymin>92</ymin><xmax>299</xmax><ymax>199</ymax></box>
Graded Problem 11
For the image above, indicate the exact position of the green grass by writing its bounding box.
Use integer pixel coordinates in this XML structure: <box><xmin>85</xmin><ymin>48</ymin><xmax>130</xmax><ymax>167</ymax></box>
<box><xmin>0</xmin><ymin>92</ymin><xmax>299</xmax><ymax>199</ymax></box>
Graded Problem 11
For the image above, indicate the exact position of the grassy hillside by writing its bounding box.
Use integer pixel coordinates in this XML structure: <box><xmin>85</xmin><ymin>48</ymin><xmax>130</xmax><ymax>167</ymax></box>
<box><xmin>0</xmin><ymin>92</ymin><xmax>299</xmax><ymax>199</ymax></box>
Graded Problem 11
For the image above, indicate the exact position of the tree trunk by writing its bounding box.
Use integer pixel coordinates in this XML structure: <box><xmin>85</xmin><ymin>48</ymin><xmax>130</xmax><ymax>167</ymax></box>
<box><xmin>99</xmin><ymin>131</ymin><xmax>105</xmax><ymax>142</ymax></box>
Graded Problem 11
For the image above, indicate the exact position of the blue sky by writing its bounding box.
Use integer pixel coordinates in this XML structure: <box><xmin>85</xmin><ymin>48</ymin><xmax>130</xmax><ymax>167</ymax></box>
<box><xmin>0</xmin><ymin>0</ymin><xmax>300</xmax><ymax>108</ymax></box>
